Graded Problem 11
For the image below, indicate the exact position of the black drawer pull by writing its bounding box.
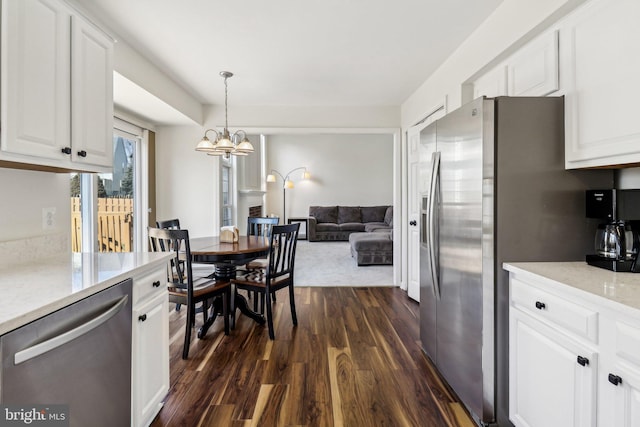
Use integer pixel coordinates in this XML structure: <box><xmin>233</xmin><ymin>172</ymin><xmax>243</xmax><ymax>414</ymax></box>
<box><xmin>138</xmin><ymin>314</ymin><xmax>147</xmax><ymax>322</ymax></box>
<box><xmin>608</xmin><ymin>374</ymin><xmax>622</xmax><ymax>386</ymax></box>
<box><xmin>535</xmin><ymin>301</ymin><xmax>546</xmax><ymax>310</ymax></box>
<box><xmin>77</xmin><ymin>150</ymin><xmax>87</xmax><ymax>157</ymax></box>
<box><xmin>61</xmin><ymin>147</ymin><xmax>72</xmax><ymax>155</ymax></box>
<box><xmin>152</xmin><ymin>280</ymin><xmax>161</xmax><ymax>288</ymax></box>
<box><xmin>577</xmin><ymin>356</ymin><xmax>589</xmax><ymax>366</ymax></box>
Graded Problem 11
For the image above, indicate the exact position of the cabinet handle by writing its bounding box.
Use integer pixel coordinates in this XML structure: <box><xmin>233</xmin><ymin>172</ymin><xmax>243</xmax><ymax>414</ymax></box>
<box><xmin>577</xmin><ymin>356</ymin><xmax>589</xmax><ymax>366</ymax></box>
<box><xmin>152</xmin><ymin>280</ymin><xmax>161</xmax><ymax>288</ymax></box>
<box><xmin>535</xmin><ymin>301</ymin><xmax>546</xmax><ymax>310</ymax></box>
<box><xmin>77</xmin><ymin>150</ymin><xmax>87</xmax><ymax>157</ymax></box>
<box><xmin>138</xmin><ymin>314</ymin><xmax>147</xmax><ymax>322</ymax></box>
<box><xmin>61</xmin><ymin>147</ymin><xmax>72</xmax><ymax>155</ymax></box>
<box><xmin>409</xmin><ymin>220</ymin><xmax>417</xmax><ymax>226</ymax></box>
<box><xmin>608</xmin><ymin>373</ymin><xmax>622</xmax><ymax>386</ymax></box>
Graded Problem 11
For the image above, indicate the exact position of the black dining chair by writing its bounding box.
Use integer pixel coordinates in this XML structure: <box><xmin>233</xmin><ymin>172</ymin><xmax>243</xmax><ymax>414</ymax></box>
<box><xmin>148</xmin><ymin>227</ymin><xmax>230</xmax><ymax>359</ymax></box>
<box><xmin>244</xmin><ymin>217</ymin><xmax>279</xmax><ymax>311</ymax></box>
<box><xmin>231</xmin><ymin>223</ymin><xmax>299</xmax><ymax>340</ymax></box>
<box><xmin>156</xmin><ymin>218</ymin><xmax>181</xmax><ymax>230</ymax></box>
<box><xmin>156</xmin><ymin>218</ymin><xmax>185</xmax><ymax>312</ymax></box>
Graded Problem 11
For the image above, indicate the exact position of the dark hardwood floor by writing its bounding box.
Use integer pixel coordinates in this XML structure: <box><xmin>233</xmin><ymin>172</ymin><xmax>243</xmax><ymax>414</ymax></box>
<box><xmin>151</xmin><ymin>287</ymin><xmax>475</xmax><ymax>427</ymax></box>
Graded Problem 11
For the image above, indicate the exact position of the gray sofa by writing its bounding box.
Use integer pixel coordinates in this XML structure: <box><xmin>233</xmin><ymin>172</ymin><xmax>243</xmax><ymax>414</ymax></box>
<box><xmin>308</xmin><ymin>205</ymin><xmax>392</xmax><ymax>241</ymax></box>
<box><xmin>308</xmin><ymin>205</ymin><xmax>393</xmax><ymax>266</ymax></box>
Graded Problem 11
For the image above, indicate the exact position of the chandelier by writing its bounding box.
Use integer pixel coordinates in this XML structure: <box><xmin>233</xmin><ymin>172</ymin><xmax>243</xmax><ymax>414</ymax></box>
<box><xmin>195</xmin><ymin>71</ymin><xmax>254</xmax><ymax>158</ymax></box>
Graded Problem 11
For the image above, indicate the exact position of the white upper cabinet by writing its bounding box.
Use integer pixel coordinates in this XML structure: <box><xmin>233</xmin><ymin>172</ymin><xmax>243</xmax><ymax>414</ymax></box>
<box><xmin>561</xmin><ymin>0</ymin><xmax>640</xmax><ymax>169</ymax></box>
<box><xmin>473</xmin><ymin>65</ymin><xmax>507</xmax><ymax>99</ymax></box>
<box><xmin>473</xmin><ymin>30</ymin><xmax>559</xmax><ymax>101</ymax></box>
<box><xmin>1</xmin><ymin>0</ymin><xmax>71</xmax><ymax>160</ymax></box>
<box><xmin>508</xmin><ymin>31</ymin><xmax>559</xmax><ymax>97</ymax></box>
<box><xmin>71</xmin><ymin>14</ymin><xmax>114</xmax><ymax>169</ymax></box>
<box><xmin>0</xmin><ymin>0</ymin><xmax>113</xmax><ymax>172</ymax></box>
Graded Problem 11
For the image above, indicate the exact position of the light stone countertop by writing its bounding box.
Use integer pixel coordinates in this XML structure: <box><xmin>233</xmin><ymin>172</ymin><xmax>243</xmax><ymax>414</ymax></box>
<box><xmin>503</xmin><ymin>261</ymin><xmax>640</xmax><ymax>315</ymax></box>
<box><xmin>0</xmin><ymin>252</ymin><xmax>171</xmax><ymax>335</ymax></box>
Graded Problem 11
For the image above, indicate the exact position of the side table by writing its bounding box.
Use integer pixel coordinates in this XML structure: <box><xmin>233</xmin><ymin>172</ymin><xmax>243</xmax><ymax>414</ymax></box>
<box><xmin>287</xmin><ymin>217</ymin><xmax>308</xmax><ymax>240</ymax></box>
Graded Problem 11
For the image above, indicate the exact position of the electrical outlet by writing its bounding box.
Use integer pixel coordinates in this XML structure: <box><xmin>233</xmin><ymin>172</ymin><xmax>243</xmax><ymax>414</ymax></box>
<box><xmin>42</xmin><ymin>207</ymin><xmax>56</xmax><ymax>230</ymax></box>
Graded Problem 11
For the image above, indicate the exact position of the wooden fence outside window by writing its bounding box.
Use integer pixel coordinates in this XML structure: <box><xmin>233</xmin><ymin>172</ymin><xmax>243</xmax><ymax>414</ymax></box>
<box><xmin>71</xmin><ymin>197</ymin><xmax>134</xmax><ymax>252</ymax></box>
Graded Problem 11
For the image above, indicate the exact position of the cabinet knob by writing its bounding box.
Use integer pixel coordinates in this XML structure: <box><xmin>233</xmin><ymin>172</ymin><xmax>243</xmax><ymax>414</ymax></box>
<box><xmin>608</xmin><ymin>373</ymin><xmax>622</xmax><ymax>386</ymax></box>
<box><xmin>152</xmin><ymin>280</ymin><xmax>161</xmax><ymax>288</ymax></box>
<box><xmin>535</xmin><ymin>301</ymin><xmax>546</xmax><ymax>310</ymax></box>
<box><xmin>61</xmin><ymin>147</ymin><xmax>72</xmax><ymax>155</ymax></box>
<box><xmin>77</xmin><ymin>150</ymin><xmax>87</xmax><ymax>157</ymax></box>
<box><xmin>577</xmin><ymin>356</ymin><xmax>589</xmax><ymax>366</ymax></box>
<box><xmin>138</xmin><ymin>314</ymin><xmax>147</xmax><ymax>322</ymax></box>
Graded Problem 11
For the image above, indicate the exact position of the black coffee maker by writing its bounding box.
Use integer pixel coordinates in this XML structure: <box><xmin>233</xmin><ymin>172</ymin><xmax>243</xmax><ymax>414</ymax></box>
<box><xmin>586</xmin><ymin>189</ymin><xmax>640</xmax><ymax>272</ymax></box>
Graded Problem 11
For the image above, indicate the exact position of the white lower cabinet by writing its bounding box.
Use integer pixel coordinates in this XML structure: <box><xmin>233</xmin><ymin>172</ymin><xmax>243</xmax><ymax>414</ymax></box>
<box><xmin>510</xmin><ymin>303</ymin><xmax>596</xmax><ymax>427</ymax></box>
<box><xmin>132</xmin><ymin>267</ymin><xmax>169</xmax><ymax>427</ymax></box>
<box><xmin>600</xmin><ymin>364</ymin><xmax>640</xmax><ymax>427</ymax></box>
<box><xmin>508</xmin><ymin>270</ymin><xmax>640</xmax><ymax>427</ymax></box>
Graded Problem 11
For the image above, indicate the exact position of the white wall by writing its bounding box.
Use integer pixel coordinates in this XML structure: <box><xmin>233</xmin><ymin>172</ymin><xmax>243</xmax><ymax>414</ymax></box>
<box><xmin>264</xmin><ymin>134</ymin><xmax>393</xmax><ymax>220</ymax></box>
<box><xmin>154</xmin><ymin>104</ymin><xmax>399</xmax><ymax>236</ymax></box>
<box><xmin>618</xmin><ymin>168</ymin><xmax>640</xmax><ymax>189</ymax></box>
<box><xmin>211</xmin><ymin>105</ymin><xmax>400</xmax><ymax>129</ymax></box>
<box><xmin>154</xmin><ymin>126</ymin><xmax>221</xmax><ymax>238</ymax></box>
<box><xmin>0</xmin><ymin>168</ymin><xmax>69</xmax><ymax>242</ymax></box>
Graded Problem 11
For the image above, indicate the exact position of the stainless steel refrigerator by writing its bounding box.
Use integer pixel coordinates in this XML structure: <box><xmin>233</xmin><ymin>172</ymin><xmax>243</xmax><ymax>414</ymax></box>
<box><xmin>419</xmin><ymin>96</ymin><xmax>612</xmax><ymax>426</ymax></box>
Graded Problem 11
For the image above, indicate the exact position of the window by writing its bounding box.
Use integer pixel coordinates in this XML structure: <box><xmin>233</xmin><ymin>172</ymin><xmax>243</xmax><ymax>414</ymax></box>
<box><xmin>71</xmin><ymin>118</ymin><xmax>147</xmax><ymax>252</ymax></box>
<box><xmin>221</xmin><ymin>163</ymin><xmax>233</xmax><ymax>226</ymax></box>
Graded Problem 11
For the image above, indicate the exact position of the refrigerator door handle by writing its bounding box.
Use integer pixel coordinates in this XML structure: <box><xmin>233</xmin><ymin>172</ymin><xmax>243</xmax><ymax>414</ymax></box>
<box><xmin>428</xmin><ymin>151</ymin><xmax>441</xmax><ymax>298</ymax></box>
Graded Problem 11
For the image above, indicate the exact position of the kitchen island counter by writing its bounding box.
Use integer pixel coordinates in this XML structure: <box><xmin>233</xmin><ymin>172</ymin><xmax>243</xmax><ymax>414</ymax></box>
<box><xmin>504</xmin><ymin>261</ymin><xmax>640</xmax><ymax>315</ymax></box>
<box><xmin>0</xmin><ymin>252</ymin><xmax>170</xmax><ymax>335</ymax></box>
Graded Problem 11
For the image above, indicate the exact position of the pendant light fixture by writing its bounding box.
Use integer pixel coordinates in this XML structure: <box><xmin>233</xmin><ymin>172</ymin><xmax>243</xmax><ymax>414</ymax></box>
<box><xmin>195</xmin><ymin>71</ymin><xmax>254</xmax><ymax>158</ymax></box>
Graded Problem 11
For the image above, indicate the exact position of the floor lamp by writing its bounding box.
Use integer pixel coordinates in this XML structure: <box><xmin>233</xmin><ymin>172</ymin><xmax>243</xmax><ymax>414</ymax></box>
<box><xmin>266</xmin><ymin>167</ymin><xmax>310</xmax><ymax>223</ymax></box>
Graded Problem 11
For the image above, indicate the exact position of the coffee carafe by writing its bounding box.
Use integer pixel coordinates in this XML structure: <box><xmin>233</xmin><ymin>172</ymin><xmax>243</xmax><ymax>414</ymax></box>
<box><xmin>586</xmin><ymin>190</ymin><xmax>640</xmax><ymax>272</ymax></box>
<box><xmin>594</xmin><ymin>221</ymin><xmax>638</xmax><ymax>260</ymax></box>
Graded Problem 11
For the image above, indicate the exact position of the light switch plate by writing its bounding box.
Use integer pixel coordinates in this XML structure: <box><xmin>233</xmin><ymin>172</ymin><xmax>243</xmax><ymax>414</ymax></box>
<box><xmin>42</xmin><ymin>207</ymin><xmax>56</xmax><ymax>230</ymax></box>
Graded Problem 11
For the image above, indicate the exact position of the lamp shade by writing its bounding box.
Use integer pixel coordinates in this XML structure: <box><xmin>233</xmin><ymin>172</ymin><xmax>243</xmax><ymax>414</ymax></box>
<box><xmin>303</xmin><ymin>171</ymin><xmax>311</xmax><ymax>180</ymax></box>
<box><xmin>235</xmin><ymin>138</ymin><xmax>255</xmax><ymax>153</ymax></box>
<box><xmin>266</xmin><ymin>174</ymin><xmax>276</xmax><ymax>182</ymax></box>
<box><xmin>195</xmin><ymin>136</ymin><xmax>216</xmax><ymax>152</ymax></box>
<box><xmin>284</xmin><ymin>180</ymin><xmax>294</xmax><ymax>189</ymax></box>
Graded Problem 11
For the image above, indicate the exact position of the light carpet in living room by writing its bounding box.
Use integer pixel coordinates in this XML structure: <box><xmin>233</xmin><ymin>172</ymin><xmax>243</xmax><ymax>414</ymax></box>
<box><xmin>294</xmin><ymin>240</ymin><xmax>393</xmax><ymax>286</ymax></box>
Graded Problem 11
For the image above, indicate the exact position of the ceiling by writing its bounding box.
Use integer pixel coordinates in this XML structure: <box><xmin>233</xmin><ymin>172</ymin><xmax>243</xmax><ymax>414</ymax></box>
<box><xmin>78</xmin><ymin>0</ymin><xmax>504</xmax><ymax>125</ymax></box>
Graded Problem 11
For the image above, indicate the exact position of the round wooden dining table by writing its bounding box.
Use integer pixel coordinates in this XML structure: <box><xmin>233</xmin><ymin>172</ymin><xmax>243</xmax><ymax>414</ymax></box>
<box><xmin>190</xmin><ymin>235</ymin><xmax>270</xmax><ymax>326</ymax></box>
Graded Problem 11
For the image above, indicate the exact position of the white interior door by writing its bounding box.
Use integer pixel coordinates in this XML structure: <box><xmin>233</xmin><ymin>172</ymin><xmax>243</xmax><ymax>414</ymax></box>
<box><xmin>406</xmin><ymin>126</ymin><xmax>422</xmax><ymax>301</ymax></box>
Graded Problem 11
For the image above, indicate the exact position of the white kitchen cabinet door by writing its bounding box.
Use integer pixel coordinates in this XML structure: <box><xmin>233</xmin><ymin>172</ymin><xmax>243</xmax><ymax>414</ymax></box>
<box><xmin>473</xmin><ymin>65</ymin><xmax>507</xmax><ymax>99</ymax></box>
<box><xmin>600</xmin><ymin>365</ymin><xmax>640</xmax><ymax>427</ymax></box>
<box><xmin>132</xmin><ymin>290</ymin><xmax>169</xmax><ymax>427</ymax></box>
<box><xmin>0</xmin><ymin>0</ymin><xmax>71</xmax><ymax>160</ymax></box>
<box><xmin>71</xmin><ymin>14</ymin><xmax>114</xmax><ymax>169</ymax></box>
<box><xmin>508</xmin><ymin>31</ymin><xmax>559</xmax><ymax>97</ymax></box>
<box><xmin>509</xmin><ymin>309</ymin><xmax>597</xmax><ymax>427</ymax></box>
<box><xmin>561</xmin><ymin>0</ymin><xmax>640</xmax><ymax>169</ymax></box>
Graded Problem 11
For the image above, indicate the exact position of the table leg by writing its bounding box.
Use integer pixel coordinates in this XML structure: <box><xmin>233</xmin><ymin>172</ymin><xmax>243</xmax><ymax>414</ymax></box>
<box><xmin>213</xmin><ymin>265</ymin><xmax>266</xmax><ymax>327</ymax></box>
<box><xmin>234</xmin><ymin>292</ymin><xmax>265</xmax><ymax>325</ymax></box>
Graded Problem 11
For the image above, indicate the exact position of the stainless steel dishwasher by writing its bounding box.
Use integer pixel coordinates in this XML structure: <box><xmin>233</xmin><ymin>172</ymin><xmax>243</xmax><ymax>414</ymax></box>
<box><xmin>1</xmin><ymin>278</ymin><xmax>132</xmax><ymax>426</ymax></box>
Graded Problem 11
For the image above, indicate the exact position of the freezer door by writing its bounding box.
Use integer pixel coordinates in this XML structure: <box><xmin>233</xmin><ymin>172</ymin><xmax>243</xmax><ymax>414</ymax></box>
<box><xmin>419</xmin><ymin>121</ymin><xmax>438</xmax><ymax>362</ymax></box>
<box><xmin>435</xmin><ymin>97</ymin><xmax>493</xmax><ymax>421</ymax></box>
